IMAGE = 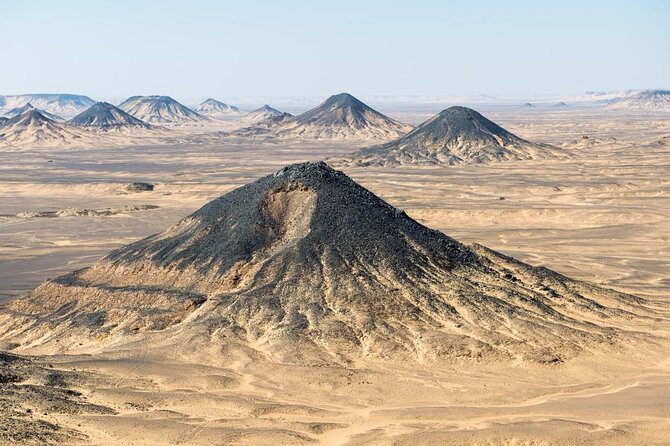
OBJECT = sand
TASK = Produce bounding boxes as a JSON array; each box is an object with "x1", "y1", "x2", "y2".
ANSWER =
[{"x1": 1, "y1": 106, "x2": 669, "y2": 445}]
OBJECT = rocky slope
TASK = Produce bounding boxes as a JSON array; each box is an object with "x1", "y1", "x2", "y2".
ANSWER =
[
  {"x1": 341, "y1": 106, "x2": 564, "y2": 166},
  {"x1": 0, "y1": 162, "x2": 650, "y2": 365},
  {"x1": 119, "y1": 95, "x2": 208, "y2": 124}
]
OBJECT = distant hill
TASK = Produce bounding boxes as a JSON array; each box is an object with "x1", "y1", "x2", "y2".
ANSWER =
[
  {"x1": 607, "y1": 90, "x2": 670, "y2": 110},
  {"x1": 577, "y1": 90, "x2": 644, "y2": 104},
  {"x1": 238, "y1": 93, "x2": 412, "y2": 140},
  {"x1": 0, "y1": 94, "x2": 95, "y2": 117},
  {"x1": 341, "y1": 106, "x2": 564, "y2": 166},
  {"x1": 119, "y1": 95, "x2": 208, "y2": 124},
  {"x1": 69, "y1": 102, "x2": 153, "y2": 132},
  {"x1": 3, "y1": 103, "x2": 65, "y2": 122},
  {"x1": 195, "y1": 99, "x2": 245, "y2": 118},
  {"x1": 242, "y1": 104, "x2": 287, "y2": 123},
  {"x1": 0, "y1": 110, "x2": 88, "y2": 146},
  {"x1": 234, "y1": 111, "x2": 294, "y2": 136},
  {"x1": 568, "y1": 89, "x2": 670, "y2": 107}
]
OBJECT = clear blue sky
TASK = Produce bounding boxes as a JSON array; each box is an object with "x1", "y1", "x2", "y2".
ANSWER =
[{"x1": 1, "y1": 0, "x2": 668, "y2": 99}]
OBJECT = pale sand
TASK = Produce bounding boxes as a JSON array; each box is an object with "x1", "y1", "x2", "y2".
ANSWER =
[{"x1": 1, "y1": 107, "x2": 669, "y2": 445}]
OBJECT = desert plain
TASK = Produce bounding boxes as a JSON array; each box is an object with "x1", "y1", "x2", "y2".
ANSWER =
[{"x1": 1, "y1": 105, "x2": 669, "y2": 445}]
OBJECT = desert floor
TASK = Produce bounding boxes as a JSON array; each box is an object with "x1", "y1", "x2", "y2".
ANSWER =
[{"x1": 1, "y1": 107, "x2": 669, "y2": 445}]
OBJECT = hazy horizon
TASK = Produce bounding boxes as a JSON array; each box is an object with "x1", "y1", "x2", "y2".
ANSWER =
[{"x1": 1, "y1": 0, "x2": 668, "y2": 100}]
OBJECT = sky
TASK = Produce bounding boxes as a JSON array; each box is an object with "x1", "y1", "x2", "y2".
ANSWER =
[{"x1": 1, "y1": 0, "x2": 668, "y2": 101}]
